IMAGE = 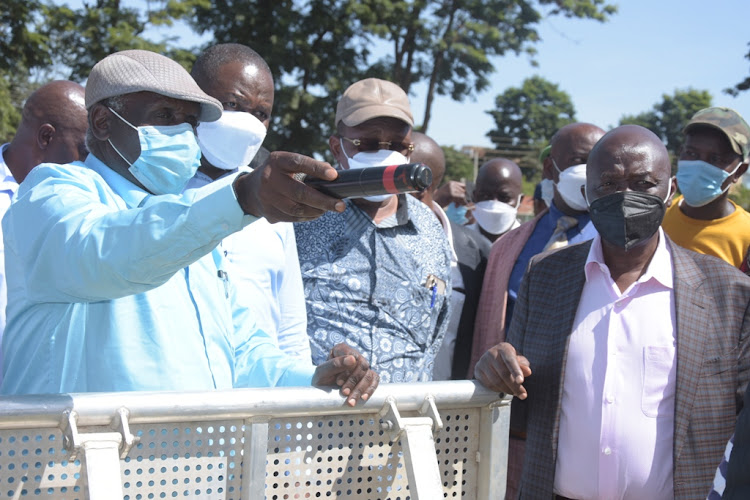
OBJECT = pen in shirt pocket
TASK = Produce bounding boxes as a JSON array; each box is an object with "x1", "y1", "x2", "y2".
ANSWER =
[
  {"x1": 217, "y1": 270, "x2": 229, "y2": 298},
  {"x1": 424, "y1": 274, "x2": 446, "y2": 308}
]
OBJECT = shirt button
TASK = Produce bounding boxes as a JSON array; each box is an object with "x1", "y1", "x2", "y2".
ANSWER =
[
  {"x1": 603, "y1": 447, "x2": 612, "y2": 455},
  {"x1": 606, "y1": 395, "x2": 614, "y2": 403}
]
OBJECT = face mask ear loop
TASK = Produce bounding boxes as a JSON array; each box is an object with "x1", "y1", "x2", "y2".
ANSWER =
[
  {"x1": 108, "y1": 138, "x2": 134, "y2": 167},
  {"x1": 663, "y1": 180, "x2": 672, "y2": 204},
  {"x1": 107, "y1": 107, "x2": 139, "y2": 167},
  {"x1": 721, "y1": 161, "x2": 743, "y2": 194},
  {"x1": 584, "y1": 184, "x2": 591, "y2": 208},
  {"x1": 339, "y1": 137, "x2": 353, "y2": 162},
  {"x1": 552, "y1": 158, "x2": 562, "y2": 177},
  {"x1": 107, "y1": 107, "x2": 138, "y2": 131}
]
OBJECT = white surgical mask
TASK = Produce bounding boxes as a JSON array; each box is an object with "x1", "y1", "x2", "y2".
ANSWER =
[
  {"x1": 540, "y1": 178, "x2": 554, "y2": 207},
  {"x1": 340, "y1": 139, "x2": 409, "y2": 202},
  {"x1": 553, "y1": 160, "x2": 588, "y2": 212},
  {"x1": 472, "y1": 197, "x2": 521, "y2": 235},
  {"x1": 197, "y1": 110, "x2": 267, "y2": 170}
]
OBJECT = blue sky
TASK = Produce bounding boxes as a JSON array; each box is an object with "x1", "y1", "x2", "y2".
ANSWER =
[{"x1": 413, "y1": 0, "x2": 750, "y2": 150}]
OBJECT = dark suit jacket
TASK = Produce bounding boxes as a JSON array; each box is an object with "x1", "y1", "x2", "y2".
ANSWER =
[
  {"x1": 450, "y1": 222, "x2": 491, "y2": 379},
  {"x1": 724, "y1": 382, "x2": 750, "y2": 499},
  {"x1": 507, "y1": 237, "x2": 750, "y2": 499}
]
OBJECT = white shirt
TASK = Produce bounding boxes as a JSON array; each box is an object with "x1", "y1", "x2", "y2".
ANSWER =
[
  {"x1": 431, "y1": 201, "x2": 464, "y2": 380},
  {"x1": 554, "y1": 229, "x2": 676, "y2": 500},
  {"x1": 186, "y1": 169, "x2": 312, "y2": 360},
  {"x1": 0, "y1": 143, "x2": 18, "y2": 386}
]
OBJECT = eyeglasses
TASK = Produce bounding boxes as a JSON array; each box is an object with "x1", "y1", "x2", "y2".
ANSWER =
[{"x1": 340, "y1": 136, "x2": 415, "y2": 155}]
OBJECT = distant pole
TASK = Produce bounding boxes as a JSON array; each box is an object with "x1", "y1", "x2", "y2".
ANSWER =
[{"x1": 473, "y1": 148, "x2": 479, "y2": 181}]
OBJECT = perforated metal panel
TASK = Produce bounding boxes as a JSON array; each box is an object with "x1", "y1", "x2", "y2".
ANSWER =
[
  {"x1": 0, "y1": 428, "x2": 83, "y2": 498},
  {"x1": 122, "y1": 420, "x2": 244, "y2": 499},
  {"x1": 0, "y1": 384, "x2": 508, "y2": 499},
  {"x1": 0, "y1": 420, "x2": 244, "y2": 499},
  {"x1": 264, "y1": 408, "x2": 480, "y2": 500}
]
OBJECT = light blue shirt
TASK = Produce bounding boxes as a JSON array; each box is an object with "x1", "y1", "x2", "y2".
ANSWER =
[
  {"x1": 0, "y1": 143, "x2": 18, "y2": 387},
  {"x1": 1, "y1": 154, "x2": 315, "y2": 395},
  {"x1": 186, "y1": 170, "x2": 311, "y2": 360}
]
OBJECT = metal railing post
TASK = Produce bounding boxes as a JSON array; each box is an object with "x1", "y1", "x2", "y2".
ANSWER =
[
  {"x1": 242, "y1": 418, "x2": 269, "y2": 499},
  {"x1": 476, "y1": 397, "x2": 512, "y2": 499}
]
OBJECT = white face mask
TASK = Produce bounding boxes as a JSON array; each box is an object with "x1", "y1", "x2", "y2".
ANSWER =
[
  {"x1": 340, "y1": 139, "x2": 410, "y2": 202},
  {"x1": 473, "y1": 197, "x2": 520, "y2": 235},
  {"x1": 197, "y1": 110, "x2": 267, "y2": 170},
  {"x1": 553, "y1": 160, "x2": 588, "y2": 212},
  {"x1": 540, "y1": 178, "x2": 554, "y2": 207}
]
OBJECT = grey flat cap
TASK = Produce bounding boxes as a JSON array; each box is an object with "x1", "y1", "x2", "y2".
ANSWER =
[{"x1": 85, "y1": 50, "x2": 222, "y2": 122}]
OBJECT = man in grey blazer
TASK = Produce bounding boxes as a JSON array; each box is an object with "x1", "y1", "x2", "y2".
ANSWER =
[{"x1": 476, "y1": 125, "x2": 750, "y2": 499}]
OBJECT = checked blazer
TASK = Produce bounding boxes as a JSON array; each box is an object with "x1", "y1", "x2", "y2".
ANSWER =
[{"x1": 507, "y1": 236, "x2": 750, "y2": 500}]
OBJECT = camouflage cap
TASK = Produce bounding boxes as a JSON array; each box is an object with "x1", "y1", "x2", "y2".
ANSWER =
[{"x1": 684, "y1": 106, "x2": 750, "y2": 161}]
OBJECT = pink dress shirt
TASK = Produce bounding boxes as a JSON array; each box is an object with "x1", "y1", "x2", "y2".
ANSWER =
[{"x1": 554, "y1": 229, "x2": 676, "y2": 500}]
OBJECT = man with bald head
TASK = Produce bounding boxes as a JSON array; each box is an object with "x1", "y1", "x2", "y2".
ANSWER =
[
  {"x1": 0, "y1": 80, "x2": 87, "y2": 385},
  {"x1": 1, "y1": 50, "x2": 379, "y2": 405},
  {"x1": 470, "y1": 122, "x2": 606, "y2": 376},
  {"x1": 476, "y1": 125, "x2": 750, "y2": 499},
  {"x1": 468, "y1": 123, "x2": 605, "y2": 497},
  {"x1": 410, "y1": 132, "x2": 489, "y2": 380},
  {"x1": 186, "y1": 43, "x2": 311, "y2": 360},
  {"x1": 468, "y1": 158, "x2": 523, "y2": 244}
]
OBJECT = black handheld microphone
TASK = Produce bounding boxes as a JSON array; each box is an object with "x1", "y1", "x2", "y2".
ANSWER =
[{"x1": 301, "y1": 163, "x2": 432, "y2": 199}]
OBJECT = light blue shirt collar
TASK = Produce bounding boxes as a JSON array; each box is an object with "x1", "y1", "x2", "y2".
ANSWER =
[{"x1": 85, "y1": 154, "x2": 149, "y2": 209}]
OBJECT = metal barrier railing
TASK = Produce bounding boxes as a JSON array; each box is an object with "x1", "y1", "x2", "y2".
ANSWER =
[{"x1": 0, "y1": 381, "x2": 510, "y2": 499}]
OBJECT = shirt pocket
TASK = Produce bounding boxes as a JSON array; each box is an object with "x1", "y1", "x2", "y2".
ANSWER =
[
  {"x1": 641, "y1": 345, "x2": 676, "y2": 418},
  {"x1": 374, "y1": 282, "x2": 446, "y2": 348}
]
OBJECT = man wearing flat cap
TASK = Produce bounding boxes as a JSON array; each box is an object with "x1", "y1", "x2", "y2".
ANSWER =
[
  {"x1": 663, "y1": 106, "x2": 750, "y2": 269},
  {"x1": 294, "y1": 78, "x2": 452, "y2": 383},
  {"x1": 1, "y1": 50, "x2": 379, "y2": 405}
]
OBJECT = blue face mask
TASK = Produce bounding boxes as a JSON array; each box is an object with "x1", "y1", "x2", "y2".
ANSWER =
[
  {"x1": 444, "y1": 202, "x2": 469, "y2": 225},
  {"x1": 108, "y1": 107, "x2": 201, "y2": 195},
  {"x1": 676, "y1": 159, "x2": 741, "y2": 207}
]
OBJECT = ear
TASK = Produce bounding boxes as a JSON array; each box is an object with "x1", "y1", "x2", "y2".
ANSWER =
[
  {"x1": 90, "y1": 103, "x2": 112, "y2": 141},
  {"x1": 37, "y1": 124, "x2": 55, "y2": 150},
  {"x1": 329, "y1": 134, "x2": 346, "y2": 168},
  {"x1": 666, "y1": 176, "x2": 677, "y2": 208}
]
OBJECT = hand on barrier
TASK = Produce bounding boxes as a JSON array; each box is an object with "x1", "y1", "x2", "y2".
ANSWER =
[
  {"x1": 474, "y1": 342, "x2": 532, "y2": 399},
  {"x1": 312, "y1": 343, "x2": 380, "y2": 407},
  {"x1": 233, "y1": 151, "x2": 346, "y2": 223}
]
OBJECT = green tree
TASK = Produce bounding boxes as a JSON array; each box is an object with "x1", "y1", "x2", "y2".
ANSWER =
[
  {"x1": 442, "y1": 145, "x2": 475, "y2": 182},
  {"x1": 186, "y1": 0, "x2": 369, "y2": 156},
  {"x1": 725, "y1": 41, "x2": 750, "y2": 97},
  {"x1": 486, "y1": 76, "x2": 576, "y2": 146},
  {"x1": 356, "y1": 0, "x2": 616, "y2": 132},
  {"x1": 1, "y1": 0, "x2": 190, "y2": 141},
  {"x1": 619, "y1": 88, "x2": 712, "y2": 156},
  {"x1": 185, "y1": 0, "x2": 616, "y2": 152},
  {"x1": 41, "y1": 0, "x2": 192, "y2": 80},
  {"x1": 1, "y1": 0, "x2": 50, "y2": 71}
]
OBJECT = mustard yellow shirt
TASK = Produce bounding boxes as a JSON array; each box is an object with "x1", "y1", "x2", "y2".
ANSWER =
[{"x1": 662, "y1": 196, "x2": 750, "y2": 268}]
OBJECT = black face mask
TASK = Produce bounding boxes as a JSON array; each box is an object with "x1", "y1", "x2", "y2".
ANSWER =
[{"x1": 588, "y1": 191, "x2": 666, "y2": 251}]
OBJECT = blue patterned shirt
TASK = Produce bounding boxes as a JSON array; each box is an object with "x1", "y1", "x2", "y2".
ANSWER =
[{"x1": 295, "y1": 195, "x2": 452, "y2": 383}]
